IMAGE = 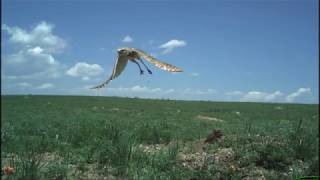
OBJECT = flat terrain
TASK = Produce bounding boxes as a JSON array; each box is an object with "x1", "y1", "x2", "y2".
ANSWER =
[{"x1": 1, "y1": 95, "x2": 319, "y2": 179}]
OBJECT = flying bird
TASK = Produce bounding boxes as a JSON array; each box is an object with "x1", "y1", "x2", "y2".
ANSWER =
[{"x1": 91, "y1": 47, "x2": 183, "y2": 89}]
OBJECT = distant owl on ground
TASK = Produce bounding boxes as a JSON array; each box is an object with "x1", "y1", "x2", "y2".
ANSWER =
[
  {"x1": 91, "y1": 47, "x2": 183, "y2": 89},
  {"x1": 204, "y1": 129, "x2": 224, "y2": 144}
]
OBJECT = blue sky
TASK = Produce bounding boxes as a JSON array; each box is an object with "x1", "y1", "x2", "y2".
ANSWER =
[{"x1": 2, "y1": 0, "x2": 318, "y2": 104}]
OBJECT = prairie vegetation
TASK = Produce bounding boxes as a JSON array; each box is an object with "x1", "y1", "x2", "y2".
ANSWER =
[{"x1": 1, "y1": 95, "x2": 319, "y2": 179}]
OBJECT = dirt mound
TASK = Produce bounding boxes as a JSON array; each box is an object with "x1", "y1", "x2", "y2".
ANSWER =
[{"x1": 177, "y1": 148, "x2": 235, "y2": 170}]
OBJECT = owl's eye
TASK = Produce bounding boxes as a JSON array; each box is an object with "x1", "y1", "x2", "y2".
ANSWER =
[
  {"x1": 128, "y1": 51, "x2": 135, "y2": 56},
  {"x1": 117, "y1": 49, "x2": 125, "y2": 53}
]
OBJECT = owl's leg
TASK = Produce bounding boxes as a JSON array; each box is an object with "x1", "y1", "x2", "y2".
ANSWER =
[
  {"x1": 138, "y1": 58, "x2": 152, "y2": 74},
  {"x1": 131, "y1": 59, "x2": 144, "y2": 75}
]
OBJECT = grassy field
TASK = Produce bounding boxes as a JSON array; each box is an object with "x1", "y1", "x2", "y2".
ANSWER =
[{"x1": 1, "y1": 95, "x2": 319, "y2": 179}]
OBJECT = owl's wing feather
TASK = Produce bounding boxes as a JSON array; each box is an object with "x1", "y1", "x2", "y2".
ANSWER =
[
  {"x1": 90, "y1": 76, "x2": 112, "y2": 89},
  {"x1": 111, "y1": 54, "x2": 128, "y2": 79},
  {"x1": 91, "y1": 54, "x2": 128, "y2": 89},
  {"x1": 133, "y1": 48, "x2": 183, "y2": 72}
]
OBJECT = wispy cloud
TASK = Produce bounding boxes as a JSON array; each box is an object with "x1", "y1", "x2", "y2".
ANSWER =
[
  {"x1": 182, "y1": 88, "x2": 216, "y2": 95},
  {"x1": 240, "y1": 90, "x2": 283, "y2": 102},
  {"x1": 18, "y1": 82, "x2": 32, "y2": 87},
  {"x1": 226, "y1": 91, "x2": 244, "y2": 96},
  {"x1": 102, "y1": 86, "x2": 168, "y2": 95},
  {"x1": 37, "y1": 83, "x2": 54, "y2": 89},
  {"x1": 122, "y1": 35, "x2": 133, "y2": 43},
  {"x1": 105, "y1": 86, "x2": 215, "y2": 96},
  {"x1": 76, "y1": 85, "x2": 215, "y2": 99},
  {"x1": 159, "y1": 39, "x2": 187, "y2": 54},
  {"x1": 286, "y1": 88, "x2": 311, "y2": 102},
  {"x1": 190, "y1": 72, "x2": 199, "y2": 77},
  {"x1": 66, "y1": 62, "x2": 104, "y2": 80}
]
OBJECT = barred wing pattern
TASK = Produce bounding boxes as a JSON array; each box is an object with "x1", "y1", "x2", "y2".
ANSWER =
[
  {"x1": 91, "y1": 55, "x2": 128, "y2": 89},
  {"x1": 134, "y1": 48, "x2": 183, "y2": 72}
]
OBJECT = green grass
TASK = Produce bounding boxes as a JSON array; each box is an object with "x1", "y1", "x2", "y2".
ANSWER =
[{"x1": 1, "y1": 95, "x2": 319, "y2": 179}]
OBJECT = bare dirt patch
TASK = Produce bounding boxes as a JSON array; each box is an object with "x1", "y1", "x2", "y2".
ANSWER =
[
  {"x1": 109, "y1": 107, "x2": 120, "y2": 111},
  {"x1": 138, "y1": 144, "x2": 166, "y2": 153},
  {"x1": 194, "y1": 115, "x2": 224, "y2": 122}
]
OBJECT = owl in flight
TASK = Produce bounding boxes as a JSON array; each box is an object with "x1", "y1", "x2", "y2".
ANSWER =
[{"x1": 91, "y1": 47, "x2": 183, "y2": 89}]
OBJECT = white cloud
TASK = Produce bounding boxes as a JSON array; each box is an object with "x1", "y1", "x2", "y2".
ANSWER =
[
  {"x1": 2, "y1": 24, "x2": 31, "y2": 44},
  {"x1": 37, "y1": 83, "x2": 54, "y2": 89},
  {"x1": 106, "y1": 85, "x2": 164, "y2": 94},
  {"x1": 2, "y1": 22, "x2": 67, "y2": 80},
  {"x1": 91, "y1": 85, "x2": 214, "y2": 96},
  {"x1": 190, "y1": 72, "x2": 199, "y2": 77},
  {"x1": 109, "y1": 86, "x2": 215, "y2": 96},
  {"x1": 18, "y1": 82, "x2": 32, "y2": 87},
  {"x1": 3, "y1": 47, "x2": 63, "y2": 79},
  {"x1": 66, "y1": 62, "x2": 104, "y2": 80},
  {"x1": 61, "y1": 85, "x2": 218, "y2": 100},
  {"x1": 164, "y1": 89, "x2": 175, "y2": 94},
  {"x1": 28, "y1": 46, "x2": 43, "y2": 54},
  {"x1": 2, "y1": 22, "x2": 66, "y2": 53},
  {"x1": 286, "y1": 88, "x2": 311, "y2": 102},
  {"x1": 131, "y1": 85, "x2": 161, "y2": 93},
  {"x1": 122, "y1": 35, "x2": 133, "y2": 43},
  {"x1": 241, "y1": 90, "x2": 283, "y2": 102},
  {"x1": 265, "y1": 91, "x2": 283, "y2": 101},
  {"x1": 241, "y1": 91, "x2": 266, "y2": 102},
  {"x1": 182, "y1": 88, "x2": 216, "y2": 95},
  {"x1": 159, "y1": 39, "x2": 187, "y2": 54},
  {"x1": 226, "y1": 91, "x2": 244, "y2": 96},
  {"x1": 82, "y1": 76, "x2": 90, "y2": 81}
]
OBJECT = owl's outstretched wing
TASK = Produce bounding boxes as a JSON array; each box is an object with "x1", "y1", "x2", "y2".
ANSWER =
[
  {"x1": 91, "y1": 54, "x2": 128, "y2": 89},
  {"x1": 133, "y1": 48, "x2": 183, "y2": 72}
]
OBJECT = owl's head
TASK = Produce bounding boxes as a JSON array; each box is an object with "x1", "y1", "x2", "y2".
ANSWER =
[
  {"x1": 117, "y1": 47, "x2": 130, "y2": 55},
  {"x1": 117, "y1": 47, "x2": 139, "y2": 59}
]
